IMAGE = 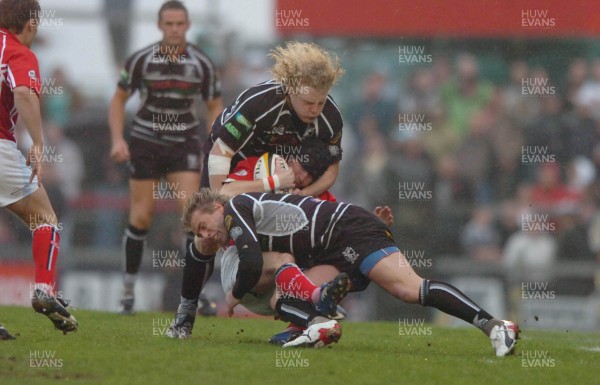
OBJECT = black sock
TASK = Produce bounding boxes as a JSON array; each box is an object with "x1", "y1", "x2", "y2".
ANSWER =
[
  {"x1": 275, "y1": 297, "x2": 321, "y2": 328},
  {"x1": 180, "y1": 239, "x2": 215, "y2": 301},
  {"x1": 419, "y1": 279, "x2": 499, "y2": 335},
  {"x1": 124, "y1": 224, "x2": 147, "y2": 274}
]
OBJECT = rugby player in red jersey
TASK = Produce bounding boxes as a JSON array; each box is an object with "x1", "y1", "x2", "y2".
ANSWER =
[
  {"x1": 0, "y1": 0, "x2": 77, "y2": 336},
  {"x1": 108, "y1": 0, "x2": 222, "y2": 314}
]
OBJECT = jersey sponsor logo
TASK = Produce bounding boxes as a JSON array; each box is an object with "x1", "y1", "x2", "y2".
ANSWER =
[
  {"x1": 225, "y1": 123, "x2": 241, "y2": 139},
  {"x1": 229, "y1": 226, "x2": 243, "y2": 241},
  {"x1": 224, "y1": 215, "x2": 233, "y2": 231},
  {"x1": 235, "y1": 113, "x2": 253, "y2": 130},
  {"x1": 234, "y1": 169, "x2": 248, "y2": 177},
  {"x1": 28, "y1": 70, "x2": 36, "y2": 80},
  {"x1": 342, "y1": 247, "x2": 359, "y2": 264},
  {"x1": 272, "y1": 125, "x2": 285, "y2": 135}
]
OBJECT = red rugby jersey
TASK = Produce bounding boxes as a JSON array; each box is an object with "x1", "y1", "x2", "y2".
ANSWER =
[
  {"x1": 0, "y1": 28, "x2": 41, "y2": 143},
  {"x1": 224, "y1": 156, "x2": 336, "y2": 202}
]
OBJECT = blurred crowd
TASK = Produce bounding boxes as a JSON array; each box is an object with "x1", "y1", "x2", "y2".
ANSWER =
[
  {"x1": 338, "y1": 53, "x2": 600, "y2": 282},
  {"x1": 1, "y1": 46, "x2": 599, "y2": 280}
]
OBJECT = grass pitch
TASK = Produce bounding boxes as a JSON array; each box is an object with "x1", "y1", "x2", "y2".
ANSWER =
[{"x1": 0, "y1": 306, "x2": 598, "y2": 385}]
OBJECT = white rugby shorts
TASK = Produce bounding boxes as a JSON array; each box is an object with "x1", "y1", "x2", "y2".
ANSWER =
[
  {"x1": 220, "y1": 245, "x2": 276, "y2": 316},
  {"x1": 0, "y1": 139, "x2": 39, "y2": 207}
]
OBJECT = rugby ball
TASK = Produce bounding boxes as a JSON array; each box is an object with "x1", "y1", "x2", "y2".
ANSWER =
[{"x1": 254, "y1": 153, "x2": 291, "y2": 194}]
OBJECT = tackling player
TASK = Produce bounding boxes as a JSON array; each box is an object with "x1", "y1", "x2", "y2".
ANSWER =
[
  {"x1": 0, "y1": 0, "x2": 77, "y2": 335},
  {"x1": 176, "y1": 41, "x2": 346, "y2": 325},
  {"x1": 181, "y1": 189, "x2": 519, "y2": 355},
  {"x1": 108, "y1": 0, "x2": 223, "y2": 314}
]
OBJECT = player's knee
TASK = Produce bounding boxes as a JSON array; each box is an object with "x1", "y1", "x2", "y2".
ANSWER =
[{"x1": 129, "y1": 213, "x2": 153, "y2": 229}]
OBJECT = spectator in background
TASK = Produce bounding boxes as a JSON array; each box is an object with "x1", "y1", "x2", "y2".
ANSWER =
[
  {"x1": 563, "y1": 58, "x2": 588, "y2": 110},
  {"x1": 531, "y1": 162, "x2": 581, "y2": 222},
  {"x1": 370, "y1": 131, "x2": 434, "y2": 253},
  {"x1": 502, "y1": 211, "x2": 558, "y2": 281},
  {"x1": 502, "y1": 60, "x2": 541, "y2": 129},
  {"x1": 456, "y1": 110, "x2": 495, "y2": 203},
  {"x1": 349, "y1": 70, "x2": 396, "y2": 146},
  {"x1": 440, "y1": 53, "x2": 493, "y2": 141},
  {"x1": 432, "y1": 153, "x2": 474, "y2": 256},
  {"x1": 461, "y1": 205, "x2": 502, "y2": 262},
  {"x1": 575, "y1": 58, "x2": 600, "y2": 121},
  {"x1": 41, "y1": 68, "x2": 82, "y2": 127}
]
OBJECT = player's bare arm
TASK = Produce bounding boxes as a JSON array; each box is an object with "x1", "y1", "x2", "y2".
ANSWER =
[
  {"x1": 108, "y1": 87, "x2": 131, "y2": 163},
  {"x1": 13, "y1": 85, "x2": 43, "y2": 183}
]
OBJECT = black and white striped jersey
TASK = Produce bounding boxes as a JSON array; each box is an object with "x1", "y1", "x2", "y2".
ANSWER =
[
  {"x1": 206, "y1": 80, "x2": 343, "y2": 168},
  {"x1": 224, "y1": 192, "x2": 351, "y2": 298},
  {"x1": 118, "y1": 42, "x2": 220, "y2": 145}
]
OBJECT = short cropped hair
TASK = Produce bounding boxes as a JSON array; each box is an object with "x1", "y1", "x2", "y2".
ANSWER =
[
  {"x1": 158, "y1": 0, "x2": 188, "y2": 21},
  {"x1": 182, "y1": 188, "x2": 230, "y2": 231},
  {"x1": 0, "y1": 0, "x2": 40, "y2": 34},
  {"x1": 270, "y1": 41, "x2": 344, "y2": 93}
]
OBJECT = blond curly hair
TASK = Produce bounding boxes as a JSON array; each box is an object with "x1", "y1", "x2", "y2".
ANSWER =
[{"x1": 269, "y1": 41, "x2": 344, "y2": 93}]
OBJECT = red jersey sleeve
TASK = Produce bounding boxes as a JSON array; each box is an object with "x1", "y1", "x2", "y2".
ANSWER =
[
  {"x1": 7, "y1": 50, "x2": 41, "y2": 95},
  {"x1": 223, "y1": 157, "x2": 259, "y2": 183}
]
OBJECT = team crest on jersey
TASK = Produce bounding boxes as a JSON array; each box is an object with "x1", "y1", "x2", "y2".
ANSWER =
[
  {"x1": 224, "y1": 215, "x2": 233, "y2": 231},
  {"x1": 342, "y1": 247, "x2": 359, "y2": 264},
  {"x1": 234, "y1": 169, "x2": 248, "y2": 177},
  {"x1": 272, "y1": 125, "x2": 285, "y2": 135}
]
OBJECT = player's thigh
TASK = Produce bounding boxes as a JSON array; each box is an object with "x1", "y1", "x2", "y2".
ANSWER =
[
  {"x1": 304, "y1": 265, "x2": 339, "y2": 286},
  {"x1": 5, "y1": 186, "x2": 57, "y2": 227},
  {"x1": 165, "y1": 171, "x2": 200, "y2": 213},
  {"x1": 128, "y1": 179, "x2": 157, "y2": 229},
  {"x1": 368, "y1": 251, "x2": 423, "y2": 303},
  {"x1": 253, "y1": 251, "x2": 295, "y2": 292}
]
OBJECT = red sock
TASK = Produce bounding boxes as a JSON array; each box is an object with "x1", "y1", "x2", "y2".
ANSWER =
[
  {"x1": 275, "y1": 264, "x2": 318, "y2": 303},
  {"x1": 32, "y1": 225, "x2": 60, "y2": 289}
]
